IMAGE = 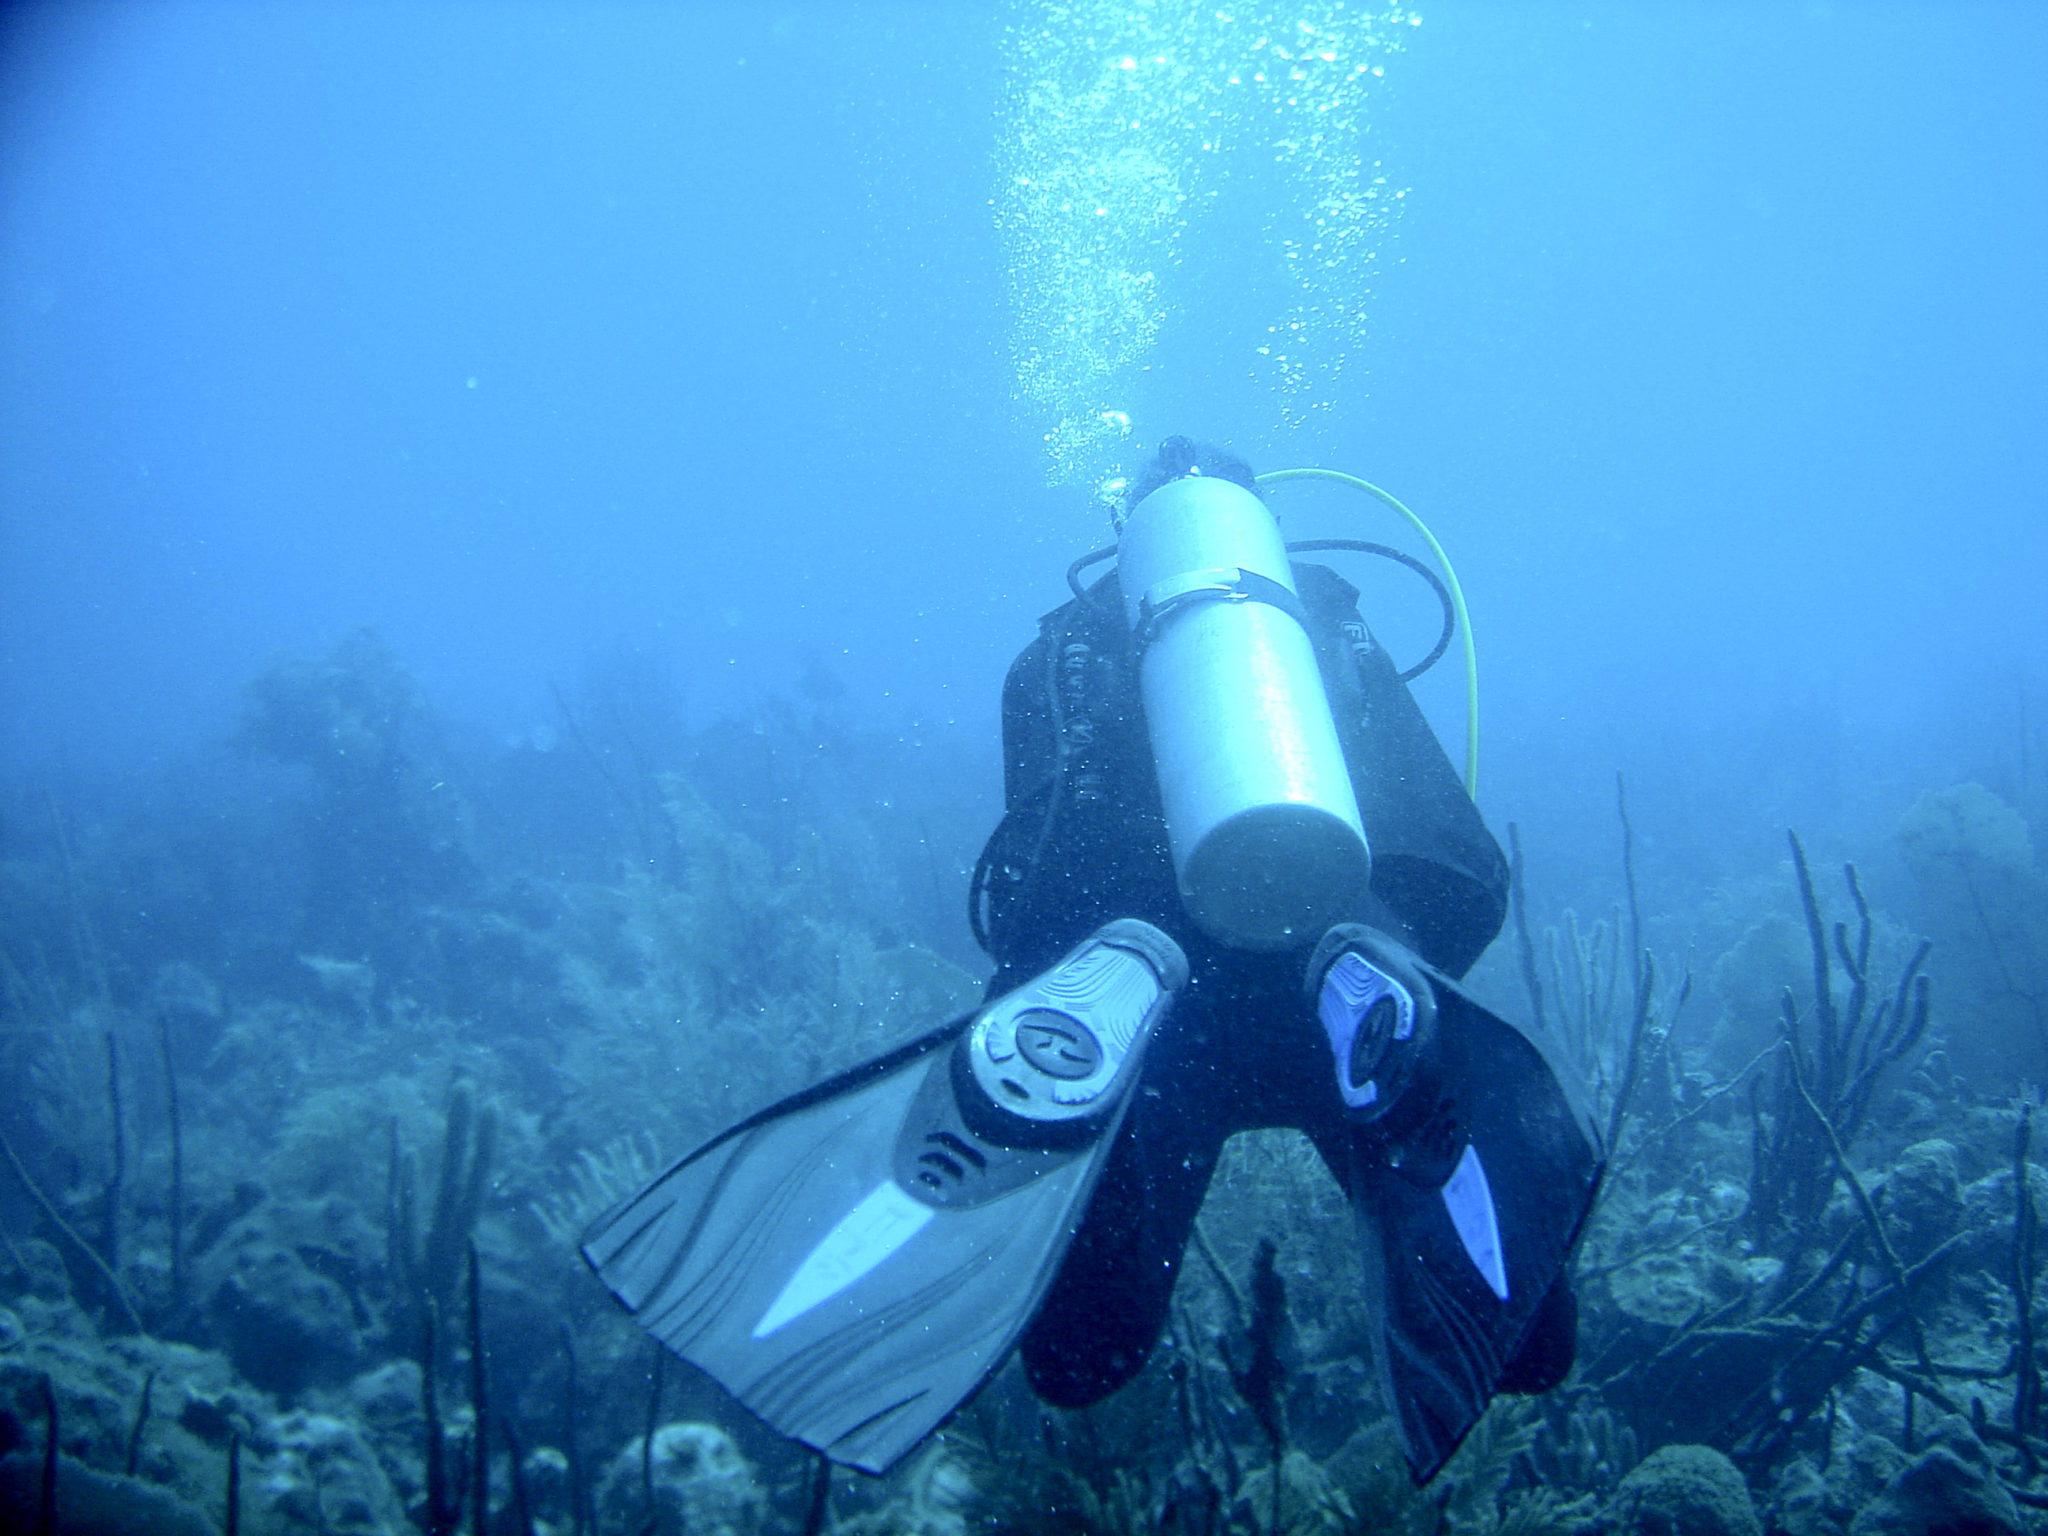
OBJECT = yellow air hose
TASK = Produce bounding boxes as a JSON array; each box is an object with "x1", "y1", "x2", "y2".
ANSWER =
[{"x1": 1257, "y1": 467, "x2": 1481, "y2": 800}]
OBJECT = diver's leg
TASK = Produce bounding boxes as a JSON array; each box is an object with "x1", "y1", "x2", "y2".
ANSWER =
[{"x1": 1018, "y1": 993, "x2": 1233, "y2": 1406}]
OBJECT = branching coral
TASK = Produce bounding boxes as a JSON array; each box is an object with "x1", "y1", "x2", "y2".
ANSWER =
[
  {"x1": 1747, "y1": 832, "x2": 1931, "y2": 1250},
  {"x1": 531, "y1": 1133, "x2": 662, "y2": 1249}
]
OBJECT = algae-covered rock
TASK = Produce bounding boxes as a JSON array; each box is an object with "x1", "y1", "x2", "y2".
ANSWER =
[
  {"x1": 1765, "y1": 1454, "x2": 1834, "y2": 1536},
  {"x1": 339, "y1": 1357, "x2": 421, "y2": 1438},
  {"x1": 1846, "y1": 1442, "x2": 2023, "y2": 1536},
  {"x1": 1883, "y1": 1138, "x2": 1965, "y2": 1257},
  {"x1": 262, "y1": 1408, "x2": 409, "y2": 1535},
  {"x1": 14, "y1": 1237, "x2": 73, "y2": 1302},
  {"x1": 205, "y1": 1232, "x2": 364, "y2": 1397},
  {"x1": 595, "y1": 1420, "x2": 765, "y2": 1536},
  {"x1": 0, "y1": 1450, "x2": 220, "y2": 1536},
  {"x1": 892, "y1": 1444, "x2": 979, "y2": 1536},
  {"x1": 1610, "y1": 1249, "x2": 1714, "y2": 1329},
  {"x1": 1606, "y1": 1233, "x2": 1765, "y2": 1331},
  {"x1": 3, "y1": 1322, "x2": 413, "y2": 1536},
  {"x1": 520, "y1": 1443, "x2": 575, "y2": 1533},
  {"x1": 1599, "y1": 1444, "x2": 1761, "y2": 1536}
]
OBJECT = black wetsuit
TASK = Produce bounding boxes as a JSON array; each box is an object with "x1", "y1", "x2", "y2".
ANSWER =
[{"x1": 970, "y1": 560, "x2": 1514, "y2": 1406}]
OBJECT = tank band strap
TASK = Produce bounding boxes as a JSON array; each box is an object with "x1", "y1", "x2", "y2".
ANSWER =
[{"x1": 1132, "y1": 566, "x2": 1309, "y2": 653}]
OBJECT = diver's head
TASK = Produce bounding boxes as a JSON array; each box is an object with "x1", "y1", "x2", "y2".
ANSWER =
[{"x1": 1121, "y1": 436, "x2": 1258, "y2": 523}]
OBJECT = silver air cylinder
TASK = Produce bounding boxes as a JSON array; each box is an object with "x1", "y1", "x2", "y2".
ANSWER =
[{"x1": 1119, "y1": 475, "x2": 1371, "y2": 951}]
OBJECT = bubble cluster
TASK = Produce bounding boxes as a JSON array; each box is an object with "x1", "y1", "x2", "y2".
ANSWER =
[{"x1": 997, "y1": 3, "x2": 1416, "y2": 488}]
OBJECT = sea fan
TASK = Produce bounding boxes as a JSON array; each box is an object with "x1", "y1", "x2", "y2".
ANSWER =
[{"x1": 530, "y1": 1131, "x2": 663, "y2": 1249}]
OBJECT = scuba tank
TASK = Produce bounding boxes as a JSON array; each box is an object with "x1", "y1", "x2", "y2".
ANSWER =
[{"x1": 1118, "y1": 474, "x2": 1372, "y2": 951}]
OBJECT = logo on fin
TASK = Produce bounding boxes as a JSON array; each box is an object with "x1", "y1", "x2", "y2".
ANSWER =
[
  {"x1": 753, "y1": 1180, "x2": 935, "y2": 1339},
  {"x1": 1440, "y1": 1143, "x2": 1508, "y2": 1302}
]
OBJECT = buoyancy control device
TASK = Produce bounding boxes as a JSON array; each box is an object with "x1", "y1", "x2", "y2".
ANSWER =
[{"x1": 1116, "y1": 473, "x2": 1372, "y2": 950}]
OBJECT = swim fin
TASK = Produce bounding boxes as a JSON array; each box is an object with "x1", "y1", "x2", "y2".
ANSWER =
[
  {"x1": 1310, "y1": 926, "x2": 1604, "y2": 1483},
  {"x1": 581, "y1": 919, "x2": 1188, "y2": 1473}
]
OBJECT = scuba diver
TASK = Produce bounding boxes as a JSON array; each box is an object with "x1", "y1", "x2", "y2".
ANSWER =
[{"x1": 584, "y1": 437, "x2": 1602, "y2": 1484}]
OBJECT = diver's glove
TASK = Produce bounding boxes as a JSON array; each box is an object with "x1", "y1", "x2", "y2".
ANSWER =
[{"x1": 1308, "y1": 925, "x2": 1604, "y2": 1483}]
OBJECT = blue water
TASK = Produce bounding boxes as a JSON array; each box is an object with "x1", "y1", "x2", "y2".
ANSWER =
[{"x1": 6, "y1": 3, "x2": 2042, "y2": 848}]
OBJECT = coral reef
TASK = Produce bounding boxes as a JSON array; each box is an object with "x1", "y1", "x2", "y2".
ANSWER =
[{"x1": 4, "y1": 636, "x2": 2045, "y2": 1533}]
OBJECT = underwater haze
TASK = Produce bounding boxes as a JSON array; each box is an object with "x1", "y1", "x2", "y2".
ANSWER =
[{"x1": 2, "y1": 3, "x2": 2047, "y2": 1534}]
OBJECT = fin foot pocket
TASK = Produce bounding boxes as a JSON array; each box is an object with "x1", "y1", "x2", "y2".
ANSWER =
[
  {"x1": 962, "y1": 917, "x2": 1187, "y2": 1135},
  {"x1": 1309, "y1": 924, "x2": 1438, "y2": 1123}
]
